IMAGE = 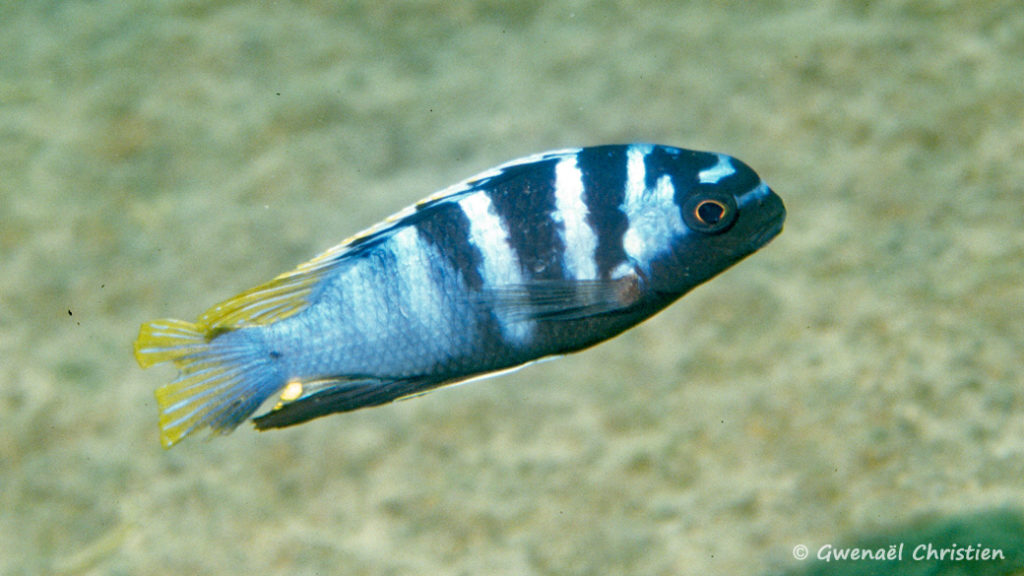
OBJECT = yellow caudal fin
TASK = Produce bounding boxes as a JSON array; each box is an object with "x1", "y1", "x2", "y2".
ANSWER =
[
  {"x1": 134, "y1": 319, "x2": 209, "y2": 368},
  {"x1": 134, "y1": 319, "x2": 283, "y2": 448}
]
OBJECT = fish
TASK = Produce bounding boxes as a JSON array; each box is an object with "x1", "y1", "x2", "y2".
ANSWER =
[{"x1": 134, "y1": 144, "x2": 785, "y2": 448}]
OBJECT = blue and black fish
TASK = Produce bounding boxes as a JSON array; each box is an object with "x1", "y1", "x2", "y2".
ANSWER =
[{"x1": 135, "y1": 144, "x2": 785, "y2": 448}]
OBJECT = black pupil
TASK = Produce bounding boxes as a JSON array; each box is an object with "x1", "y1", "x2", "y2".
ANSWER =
[{"x1": 697, "y1": 200, "x2": 725, "y2": 225}]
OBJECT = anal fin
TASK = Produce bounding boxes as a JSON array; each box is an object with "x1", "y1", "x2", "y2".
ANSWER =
[{"x1": 252, "y1": 377, "x2": 443, "y2": 430}]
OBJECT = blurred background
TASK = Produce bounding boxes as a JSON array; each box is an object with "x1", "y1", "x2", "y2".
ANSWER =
[{"x1": 2, "y1": 1, "x2": 1022, "y2": 574}]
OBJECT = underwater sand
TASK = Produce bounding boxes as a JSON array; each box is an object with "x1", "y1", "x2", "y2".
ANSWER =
[{"x1": 2, "y1": 2, "x2": 1023, "y2": 575}]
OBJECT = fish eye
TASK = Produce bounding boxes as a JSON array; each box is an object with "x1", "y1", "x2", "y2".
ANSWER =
[
  {"x1": 682, "y1": 193, "x2": 738, "y2": 234},
  {"x1": 696, "y1": 200, "x2": 726, "y2": 224}
]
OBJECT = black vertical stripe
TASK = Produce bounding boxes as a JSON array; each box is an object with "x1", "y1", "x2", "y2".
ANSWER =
[
  {"x1": 482, "y1": 158, "x2": 566, "y2": 281},
  {"x1": 410, "y1": 201, "x2": 485, "y2": 292},
  {"x1": 411, "y1": 198, "x2": 530, "y2": 375},
  {"x1": 576, "y1": 145, "x2": 631, "y2": 278}
]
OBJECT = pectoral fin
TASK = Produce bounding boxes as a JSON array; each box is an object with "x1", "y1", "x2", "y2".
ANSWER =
[{"x1": 477, "y1": 270, "x2": 646, "y2": 322}]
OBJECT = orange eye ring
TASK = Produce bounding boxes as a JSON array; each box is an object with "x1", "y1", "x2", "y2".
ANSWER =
[
  {"x1": 682, "y1": 193, "x2": 738, "y2": 234},
  {"x1": 695, "y1": 199, "x2": 728, "y2": 225}
]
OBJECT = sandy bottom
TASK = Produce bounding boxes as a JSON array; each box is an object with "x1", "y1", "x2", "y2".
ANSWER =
[{"x1": 2, "y1": 2, "x2": 1023, "y2": 575}]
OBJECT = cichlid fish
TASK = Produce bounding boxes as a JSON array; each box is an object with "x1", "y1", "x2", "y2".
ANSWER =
[{"x1": 135, "y1": 144, "x2": 785, "y2": 448}]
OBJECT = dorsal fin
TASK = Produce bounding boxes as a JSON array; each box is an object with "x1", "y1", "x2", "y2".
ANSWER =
[{"x1": 196, "y1": 241, "x2": 355, "y2": 330}]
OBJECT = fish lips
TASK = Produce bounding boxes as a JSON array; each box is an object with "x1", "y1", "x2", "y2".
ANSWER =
[{"x1": 734, "y1": 184, "x2": 786, "y2": 252}]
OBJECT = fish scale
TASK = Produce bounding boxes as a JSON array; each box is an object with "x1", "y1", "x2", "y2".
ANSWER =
[{"x1": 134, "y1": 143, "x2": 785, "y2": 448}]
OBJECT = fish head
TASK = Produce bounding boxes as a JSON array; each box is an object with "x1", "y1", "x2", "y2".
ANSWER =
[{"x1": 637, "y1": 149, "x2": 786, "y2": 297}]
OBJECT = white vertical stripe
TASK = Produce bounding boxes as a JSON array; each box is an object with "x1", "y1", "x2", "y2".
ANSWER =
[
  {"x1": 553, "y1": 155, "x2": 597, "y2": 280},
  {"x1": 621, "y1": 146, "x2": 687, "y2": 266},
  {"x1": 625, "y1": 144, "x2": 652, "y2": 203},
  {"x1": 391, "y1": 226, "x2": 447, "y2": 333},
  {"x1": 459, "y1": 192, "x2": 533, "y2": 346}
]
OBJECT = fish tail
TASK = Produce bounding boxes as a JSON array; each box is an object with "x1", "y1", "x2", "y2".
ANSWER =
[{"x1": 134, "y1": 319, "x2": 283, "y2": 448}]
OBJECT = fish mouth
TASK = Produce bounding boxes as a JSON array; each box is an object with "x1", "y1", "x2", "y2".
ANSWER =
[
  {"x1": 737, "y1": 182, "x2": 786, "y2": 250},
  {"x1": 756, "y1": 202, "x2": 786, "y2": 245}
]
